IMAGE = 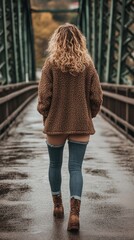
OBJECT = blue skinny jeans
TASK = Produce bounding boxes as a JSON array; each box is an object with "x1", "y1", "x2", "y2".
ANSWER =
[{"x1": 46, "y1": 140, "x2": 88, "y2": 200}]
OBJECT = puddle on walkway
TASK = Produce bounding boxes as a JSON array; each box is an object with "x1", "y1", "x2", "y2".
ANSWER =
[{"x1": 0, "y1": 98, "x2": 134, "y2": 240}]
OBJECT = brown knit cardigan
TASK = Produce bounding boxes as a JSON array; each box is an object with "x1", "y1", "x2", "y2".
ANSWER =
[{"x1": 37, "y1": 59, "x2": 103, "y2": 135}]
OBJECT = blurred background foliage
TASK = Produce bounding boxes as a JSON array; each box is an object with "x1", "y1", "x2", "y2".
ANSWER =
[{"x1": 30, "y1": 0, "x2": 79, "y2": 68}]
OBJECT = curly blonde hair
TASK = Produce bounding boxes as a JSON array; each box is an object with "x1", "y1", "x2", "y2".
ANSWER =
[{"x1": 47, "y1": 23, "x2": 93, "y2": 75}]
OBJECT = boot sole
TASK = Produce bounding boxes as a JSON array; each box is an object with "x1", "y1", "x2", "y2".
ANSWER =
[
  {"x1": 53, "y1": 212, "x2": 64, "y2": 218},
  {"x1": 67, "y1": 225, "x2": 79, "y2": 231}
]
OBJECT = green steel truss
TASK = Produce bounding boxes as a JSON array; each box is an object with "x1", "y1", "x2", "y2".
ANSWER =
[
  {"x1": 0, "y1": 0, "x2": 35, "y2": 85},
  {"x1": 79, "y1": 0, "x2": 134, "y2": 84},
  {"x1": 0, "y1": 0, "x2": 133, "y2": 85}
]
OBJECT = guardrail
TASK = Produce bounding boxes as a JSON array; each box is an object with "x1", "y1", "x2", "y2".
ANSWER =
[
  {"x1": 1, "y1": 82, "x2": 134, "y2": 142},
  {"x1": 0, "y1": 82, "x2": 38, "y2": 139},
  {"x1": 101, "y1": 83, "x2": 134, "y2": 142}
]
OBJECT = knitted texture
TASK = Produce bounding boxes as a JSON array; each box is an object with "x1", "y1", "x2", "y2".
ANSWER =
[{"x1": 37, "y1": 59, "x2": 103, "y2": 135}]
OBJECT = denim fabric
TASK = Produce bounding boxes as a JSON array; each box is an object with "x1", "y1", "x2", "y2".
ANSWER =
[
  {"x1": 46, "y1": 140, "x2": 88, "y2": 199},
  {"x1": 46, "y1": 141, "x2": 65, "y2": 195},
  {"x1": 68, "y1": 140, "x2": 88, "y2": 199}
]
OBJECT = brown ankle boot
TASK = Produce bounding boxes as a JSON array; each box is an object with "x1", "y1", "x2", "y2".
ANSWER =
[
  {"x1": 52, "y1": 194, "x2": 64, "y2": 218},
  {"x1": 67, "y1": 197, "x2": 81, "y2": 231}
]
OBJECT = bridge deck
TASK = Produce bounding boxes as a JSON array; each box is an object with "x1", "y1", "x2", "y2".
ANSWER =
[{"x1": 0, "y1": 97, "x2": 134, "y2": 240}]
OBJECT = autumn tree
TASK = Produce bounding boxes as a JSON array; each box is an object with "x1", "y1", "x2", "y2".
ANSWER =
[
  {"x1": 32, "y1": 12, "x2": 59, "y2": 67},
  {"x1": 31, "y1": 0, "x2": 78, "y2": 67}
]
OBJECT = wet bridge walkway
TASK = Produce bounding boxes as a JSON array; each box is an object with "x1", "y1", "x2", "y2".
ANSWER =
[{"x1": 0, "y1": 97, "x2": 134, "y2": 240}]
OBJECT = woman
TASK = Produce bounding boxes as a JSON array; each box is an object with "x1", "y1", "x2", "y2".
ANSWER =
[{"x1": 37, "y1": 23, "x2": 103, "y2": 231}]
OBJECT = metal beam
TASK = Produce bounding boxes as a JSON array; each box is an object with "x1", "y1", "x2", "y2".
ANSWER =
[
  {"x1": 0, "y1": 0, "x2": 35, "y2": 85},
  {"x1": 10, "y1": 0, "x2": 19, "y2": 83},
  {"x1": 31, "y1": 8, "x2": 79, "y2": 13},
  {"x1": 1, "y1": 0, "x2": 8, "y2": 84},
  {"x1": 18, "y1": 0, "x2": 25, "y2": 82},
  {"x1": 117, "y1": 0, "x2": 126, "y2": 84}
]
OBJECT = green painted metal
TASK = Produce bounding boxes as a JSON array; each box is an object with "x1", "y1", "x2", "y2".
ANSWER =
[
  {"x1": 1, "y1": 0, "x2": 8, "y2": 84},
  {"x1": 105, "y1": 0, "x2": 115, "y2": 83},
  {"x1": 92, "y1": 0, "x2": 96, "y2": 64},
  {"x1": 88, "y1": 1, "x2": 93, "y2": 56},
  {"x1": 0, "y1": 0, "x2": 133, "y2": 85},
  {"x1": 99, "y1": 0, "x2": 110, "y2": 83},
  {"x1": 85, "y1": 0, "x2": 89, "y2": 50},
  {"x1": 18, "y1": 0, "x2": 25, "y2": 82},
  {"x1": 118, "y1": 0, "x2": 134, "y2": 84},
  {"x1": 92, "y1": 0, "x2": 100, "y2": 69},
  {"x1": 23, "y1": 11, "x2": 29, "y2": 82},
  {"x1": 82, "y1": 5, "x2": 86, "y2": 37},
  {"x1": 79, "y1": 0, "x2": 134, "y2": 85},
  {"x1": 117, "y1": 0, "x2": 126, "y2": 84},
  {"x1": 0, "y1": 0, "x2": 35, "y2": 85},
  {"x1": 98, "y1": 0, "x2": 104, "y2": 77},
  {"x1": 27, "y1": 0, "x2": 35, "y2": 81},
  {"x1": 31, "y1": 8, "x2": 79, "y2": 13},
  {"x1": 10, "y1": 0, "x2": 19, "y2": 83}
]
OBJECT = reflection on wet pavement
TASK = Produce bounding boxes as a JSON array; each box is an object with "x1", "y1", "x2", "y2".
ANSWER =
[{"x1": 0, "y1": 97, "x2": 134, "y2": 240}]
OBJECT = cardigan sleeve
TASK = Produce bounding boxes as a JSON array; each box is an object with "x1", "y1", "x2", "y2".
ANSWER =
[
  {"x1": 90, "y1": 68, "x2": 103, "y2": 118},
  {"x1": 37, "y1": 61, "x2": 53, "y2": 121}
]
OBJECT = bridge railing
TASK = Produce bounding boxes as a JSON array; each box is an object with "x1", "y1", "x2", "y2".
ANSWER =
[
  {"x1": 101, "y1": 84, "x2": 134, "y2": 142},
  {"x1": 0, "y1": 82, "x2": 38, "y2": 139}
]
